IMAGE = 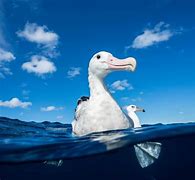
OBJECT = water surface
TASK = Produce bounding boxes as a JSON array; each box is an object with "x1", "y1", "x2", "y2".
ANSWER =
[{"x1": 0, "y1": 117, "x2": 195, "y2": 179}]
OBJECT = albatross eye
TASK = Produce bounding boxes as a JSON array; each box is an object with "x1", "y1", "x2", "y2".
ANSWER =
[{"x1": 96, "y1": 55, "x2": 101, "y2": 59}]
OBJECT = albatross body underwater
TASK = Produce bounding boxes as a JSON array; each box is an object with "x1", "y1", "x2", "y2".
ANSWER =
[
  {"x1": 72, "y1": 51, "x2": 161, "y2": 168},
  {"x1": 126, "y1": 105, "x2": 162, "y2": 168}
]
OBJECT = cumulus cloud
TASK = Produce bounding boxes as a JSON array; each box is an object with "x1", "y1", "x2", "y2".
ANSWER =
[
  {"x1": 110, "y1": 80, "x2": 133, "y2": 93},
  {"x1": 131, "y1": 22, "x2": 174, "y2": 49},
  {"x1": 17, "y1": 22, "x2": 58, "y2": 46},
  {"x1": 22, "y1": 55, "x2": 56, "y2": 76},
  {"x1": 17, "y1": 22, "x2": 59, "y2": 58},
  {"x1": 0, "y1": 48, "x2": 15, "y2": 62},
  {"x1": 41, "y1": 106, "x2": 64, "y2": 112},
  {"x1": 0, "y1": 97, "x2": 32, "y2": 108},
  {"x1": 67, "y1": 67, "x2": 81, "y2": 78}
]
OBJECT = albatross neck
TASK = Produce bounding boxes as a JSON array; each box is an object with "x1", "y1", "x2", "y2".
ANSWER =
[{"x1": 88, "y1": 72, "x2": 112, "y2": 99}]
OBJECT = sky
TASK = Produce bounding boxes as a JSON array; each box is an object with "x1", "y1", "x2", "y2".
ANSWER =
[{"x1": 0, "y1": 0, "x2": 195, "y2": 124}]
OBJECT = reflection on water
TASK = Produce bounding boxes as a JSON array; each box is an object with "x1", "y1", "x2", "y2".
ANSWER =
[{"x1": 91, "y1": 132, "x2": 129, "y2": 150}]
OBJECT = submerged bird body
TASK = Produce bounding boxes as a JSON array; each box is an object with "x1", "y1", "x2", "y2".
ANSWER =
[
  {"x1": 126, "y1": 104, "x2": 162, "y2": 168},
  {"x1": 72, "y1": 51, "x2": 136, "y2": 136}
]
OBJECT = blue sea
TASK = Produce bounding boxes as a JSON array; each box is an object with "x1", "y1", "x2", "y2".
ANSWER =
[{"x1": 0, "y1": 116, "x2": 195, "y2": 179}]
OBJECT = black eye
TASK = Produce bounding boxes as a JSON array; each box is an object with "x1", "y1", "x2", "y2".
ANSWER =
[{"x1": 96, "y1": 55, "x2": 101, "y2": 59}]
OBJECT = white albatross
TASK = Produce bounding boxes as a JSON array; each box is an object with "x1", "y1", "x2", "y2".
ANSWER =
[
  {"x1": 72, "y1": 51, "x2": 136, "y2": 136},
  {"x1": 126, "y1": 104, "x2": 162, "y2": 168},
  {"x1": 72, "y1": 51, "x2": 161, "y2": 167},
  {"x1": 72, "y1": 51, "x2": 161, "y2": 168},
  {"x1": 126, "y1": 105, "x2": 145, "y2": 128}
]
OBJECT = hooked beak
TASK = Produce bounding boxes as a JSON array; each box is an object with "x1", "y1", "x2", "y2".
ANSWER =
[
  {"x1": 136, "y1": 107, "x2": 145, "y2": 112},
  {"x1": 106, "y1": 56, "x2": 136, "y2": 72}
]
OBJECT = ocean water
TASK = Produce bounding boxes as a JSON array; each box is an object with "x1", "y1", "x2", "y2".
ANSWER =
[{"x1": 0, "y1": 117, "x2": 195, "y2": 179}]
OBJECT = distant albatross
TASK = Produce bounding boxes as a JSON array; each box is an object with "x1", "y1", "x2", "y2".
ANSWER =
[
  {"x1": 126, "y1": 105, "x2": 145, "y2": 128},
  {"x1": 72, "y1": 51, "x2": 136, "y2": 136}
]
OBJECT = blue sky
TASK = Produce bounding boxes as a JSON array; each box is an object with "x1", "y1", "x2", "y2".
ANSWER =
[{"x1": 0, "y1": 0, "x2": 195, "y2": 124}]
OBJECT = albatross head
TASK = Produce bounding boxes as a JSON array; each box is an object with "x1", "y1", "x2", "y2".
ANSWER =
[
  {"x1": 127, "y1": 105, "x2": 145, "y2": 113},
  {"x1": 88, "y1": 51, "x2": 136, "y2": 79}
]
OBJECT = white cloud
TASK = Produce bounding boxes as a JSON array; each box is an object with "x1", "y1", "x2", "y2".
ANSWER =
[
  {"x1": 22, "y1": 55, "x2": 56, "y2": 76},
  {"x1": 0, "y1": 48, "x2": 15, "y2": 78},
  {"x1": 41, "y1": 106, "x2": 64, "y2": 112},
  {"x1": 1, "y1": 67, "x2": 12, "y2": 75},
  {"x1": 131, "y1": 22, "x2": 174, "y2": 49},
  {"x1": 17, "y1": 22, "x2": 59, "y2": 58},
  {"x1": 0, "y1": 2, "x2": 15, "y2": 78},
  {"x1": 0, "y1": 97, "x2": 32, "y2": 108},
  {"x1": 67, "y1": 67, "x2": 81, "y2": 78},
  {"x1": 110, "y1": 80, "x2": 133, "y2": 93},
  {"x1": 0, "y1": 66, "x2": 13, "y2": 78},
  {"x1": 17, "y1": 22, "x2": 58, "y2": 46},
  {"x1": 0, "y1": 48, "x2": 15, "y2": 62}
]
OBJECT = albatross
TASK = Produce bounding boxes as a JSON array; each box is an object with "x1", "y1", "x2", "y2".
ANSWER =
[
  {"x1": 71, "y1": 51, "x2": 161, "y2": 168},
  {"x1": 126, "y1": 105, "x2": 145, "y2": 128},
  {"x1": 72, "y1": 51, "x2": 136, "y2": 136}
]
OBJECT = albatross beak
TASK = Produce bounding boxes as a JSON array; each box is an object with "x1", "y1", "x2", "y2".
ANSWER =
[
  {"x1": 107, "y1": 56, "x2": 136, "y2": 72},
  {"x1": 136, "y1": 107, "x2": 145, "y2": 112}
]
